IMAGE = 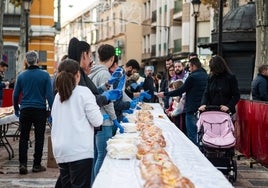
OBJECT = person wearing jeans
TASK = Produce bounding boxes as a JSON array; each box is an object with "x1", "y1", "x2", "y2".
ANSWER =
[
  {"x1": 185, "y1": 112, "x2": 198, "y2": 145},
  {"x1": 157, "y1": 57, "x2": 207, "y2": 146},
  {"x1": 89, "y1": 44, "x2": 124, "y2": 183},
  {"x1": 93, "y1": 126, "x2": 113, "y2": 176}
]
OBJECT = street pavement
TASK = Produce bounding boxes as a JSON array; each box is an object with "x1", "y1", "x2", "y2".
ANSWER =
[{"x1": 0, "y1": 124, "x2": 268, "y2": 188}]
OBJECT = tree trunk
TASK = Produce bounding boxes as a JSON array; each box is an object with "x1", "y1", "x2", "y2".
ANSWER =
[
  {"x1": 0, "y1": 0, "x2": 6, "y2": 59},
  {"x1": 16, "y1": 5, "x2": 26, "y2": 75},
  {"x1": 254, "y1": 0, "x2": 268, "y2": 77}
]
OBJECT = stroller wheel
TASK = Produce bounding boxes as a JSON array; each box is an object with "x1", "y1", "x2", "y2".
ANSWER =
[
  {"x1": 233, "y1": 159, "x2": 237, "y2": 182},
  {"x1": 228, "y1": 159, "x2": 237, "y2": 184}
]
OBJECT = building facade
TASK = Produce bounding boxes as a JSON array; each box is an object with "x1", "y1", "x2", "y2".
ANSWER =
[
  {"x1": 55, "y1": 0, "x2": 250, "y2": 73},
  {"x1": 55, "y1": 0, "x2": 143, "y2": 68},
  {"x1": 3, "y1": 0, "x2": 56, "y2": 78}
]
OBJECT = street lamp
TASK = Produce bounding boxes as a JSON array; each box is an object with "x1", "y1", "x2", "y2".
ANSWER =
[
  {"x1": 191, "y1": 0, "x2": 201, "y2": 53},
  {"x1": 218, "y1": 0, "x2": 224, "y2": 56},
  {"x1": 23, "y1": 0, "x2": 32, "y2": 52}
]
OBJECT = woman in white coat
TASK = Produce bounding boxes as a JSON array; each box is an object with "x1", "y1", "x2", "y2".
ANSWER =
[{"x1": 51, "y1": 59, "x2": 103, "y2": 187}]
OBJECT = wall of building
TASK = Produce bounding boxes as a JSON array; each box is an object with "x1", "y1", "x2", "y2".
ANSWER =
[
  {"x1": 30, "y1": 0, "x2": 56, "y2": 74},
  {"x1": 3, "y1": 0, "x2": 56, "y2": 76}
]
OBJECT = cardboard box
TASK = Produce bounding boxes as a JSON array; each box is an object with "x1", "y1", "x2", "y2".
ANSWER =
[{"x1": 47, "y1": 135, "x2": 58, "y2": 168}]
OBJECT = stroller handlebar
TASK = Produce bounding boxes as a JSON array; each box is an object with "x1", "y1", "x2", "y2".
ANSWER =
[
  {"x1": 198, "y1": 105, "x2": 232, "y2": 116},
  {"x1": 205, "y1": 105, "x2": 221, "y2": 111}
]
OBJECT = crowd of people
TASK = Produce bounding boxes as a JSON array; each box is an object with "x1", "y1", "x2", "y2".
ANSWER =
[{"x1": 6, "y1": 36, "x2": 268, "y2": 187}]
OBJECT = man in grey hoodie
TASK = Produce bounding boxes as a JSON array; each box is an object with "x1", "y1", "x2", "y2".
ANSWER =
[{"x1": 89, "y1": 44, "x2": 124, "y2": 182}]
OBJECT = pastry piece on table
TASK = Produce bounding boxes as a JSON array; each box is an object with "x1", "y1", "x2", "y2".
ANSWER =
[
  {"x1": 106, "y1": 142, "x2": 137, "y2": 160},
  {"x1": 143, "y1": 175, "x2": 166, "y2": 188},
  {"x1": 121, "y1": 122, "x2": 138, "y2": 133},
  {"x1": 138, "y1": 103, "x2": 154, "y2": 110}
]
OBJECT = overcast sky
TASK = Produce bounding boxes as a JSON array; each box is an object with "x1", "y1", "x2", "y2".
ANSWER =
[{"x1": 58, "y1": 0, "x2": 96, "y2": 24}]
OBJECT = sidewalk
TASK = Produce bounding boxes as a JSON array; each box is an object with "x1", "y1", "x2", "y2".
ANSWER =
[
  {"x1": 0, "y1": 124, "x2": 268, "y2": 187},
  {"x1": 0, "y1": 125, "x2": 58, "y2": 188}
]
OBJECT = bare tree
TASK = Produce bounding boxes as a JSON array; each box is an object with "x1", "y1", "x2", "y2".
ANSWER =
[
  {"x1": 254, "y1": 0, "x2": 268, "y2": 77},
  {"x1": 0, "y1": 0, "x2": 6, "y2": 59},
  {"x1": 16, "y1": 5, "x2": 26, "y2": 74}
]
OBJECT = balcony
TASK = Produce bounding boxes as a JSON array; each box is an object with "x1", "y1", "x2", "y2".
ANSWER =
[{"x1": 3, "y1": 14, "x2": 21, "y2": 27}]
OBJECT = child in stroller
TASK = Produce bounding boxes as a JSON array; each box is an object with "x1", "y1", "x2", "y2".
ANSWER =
[{"x1": 197, "y1": 105, "x2": 237, "y2": 184}]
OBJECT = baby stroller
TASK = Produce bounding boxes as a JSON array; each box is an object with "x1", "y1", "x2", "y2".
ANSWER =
[{"x1": 197, "y1": 106, "x2": 237, "y2": 184}]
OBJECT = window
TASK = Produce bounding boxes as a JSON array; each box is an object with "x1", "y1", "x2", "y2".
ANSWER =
[
  {"x1": 38, "y1": 51, "x2": 47, "y2": 62},
  {"x1": 174, "y1": 39, "x2": 182, "y2": 52}
]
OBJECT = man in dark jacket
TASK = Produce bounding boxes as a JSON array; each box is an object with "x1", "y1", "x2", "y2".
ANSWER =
[
  {"x1": 157, "y1": 57, "x2": 208, "y2": 145},
  {"x1": 252, "y1": 64, "x2": 268, "y2": 101},
  {"x1": 13, "y1": 51, "x2": 53, "y2": 174},
  {"x1": 143, "y1": 66, "x2": 156, "y2": 103}
]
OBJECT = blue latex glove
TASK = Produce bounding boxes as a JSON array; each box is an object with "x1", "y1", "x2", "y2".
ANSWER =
[
  {"x1": 113, "y1": 119, "x2": 124, "y2": 134},
  {"x1": 108, "y1": 67, "x2": 123, "y2": 85},
  {"x1": 102, "y1": 89, "x2": 122, "y2": 101},
  {"x1": 121, "y1": 116, "x2": 129, "y2": 123},
  {"x1": 116, "y1": 74, "x2": 126, "y2": 90},
  {"x1": 123, "y1": 109, "x2": 134, "y2": 114},
  {"x1": 103, "y1": 114, "x2": 109, "y2": 121},
  {"x1": 130, "y1": 82, "x2": 144, "y2": 90},
  {"x1": 129, "y1": 99, "x2": 138, "y2": 109},
  {"x1": 130, "y1": 83, "x2": 139, "y2": 90},
  {"x1": 139, "y1": 90, "x2": 152, "y2": 101},
  {"x1": 15, "y1": 110, "x2": 20, "y2": 118},
  {"x1": 136, "y1": 106, "x2": 141, "y2": 110}
]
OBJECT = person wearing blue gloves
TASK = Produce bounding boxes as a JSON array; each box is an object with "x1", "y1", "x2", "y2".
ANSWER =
[
  {"x1": 143, "y1": 66, "x2": 157, "y2": 102},
  {"x1": 88, "y1": 44, "x2": 124, "y2": 182},
  {"x1": 68, "y1": 37, "x2": 122, "y2": 106},
  {"x1": 108, "y1": 56, "x2": 140, "y2": 127}
]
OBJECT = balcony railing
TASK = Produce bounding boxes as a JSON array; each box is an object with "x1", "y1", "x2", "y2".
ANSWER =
[{"x1": 3, "y1": 14, "x2": 20, "y2": 27}]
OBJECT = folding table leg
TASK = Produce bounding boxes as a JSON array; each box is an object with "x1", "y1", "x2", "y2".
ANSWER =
[
  {"x1": 2, "y1": 124, "x2": 14, "y2": 159},
  {"x1": 0, "y1": 134, "x2": 12, "y2": 160}
]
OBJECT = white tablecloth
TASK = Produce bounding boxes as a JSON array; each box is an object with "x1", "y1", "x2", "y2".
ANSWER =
[
  {"x1": 93, "y1": 103, "x2": 233, "y2": 188},
  {"x1": 0, "y1": 114, "x2": 19, "y2": 125}
]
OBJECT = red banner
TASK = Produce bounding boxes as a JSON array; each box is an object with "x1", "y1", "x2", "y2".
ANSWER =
[
  {"x1": 236, "y1": 99, "x2": 268, "y2": 167},
  {"x1": 251, "y1": 101, "x2": 268, "y2": 167},
  {"x1": 235, "y1": 99, "x2": 252, "y2": 158},
  {"x1": 2, "y1": 89, "x2": 13, "y2": 107}
]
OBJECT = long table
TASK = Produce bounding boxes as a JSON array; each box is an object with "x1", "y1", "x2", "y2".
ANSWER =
[
  {"x1": 0, "y1": 114, "x2": 19, "y2": 160},
  {"x1": 93, "y1": 103, "x2": 233, "y2": 188}
]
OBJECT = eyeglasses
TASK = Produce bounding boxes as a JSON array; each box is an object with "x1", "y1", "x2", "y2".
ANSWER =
[{"x1": 169, "y1": 69, "x2": 175, "y2": 72}]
